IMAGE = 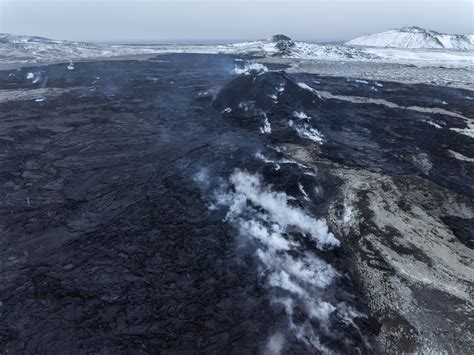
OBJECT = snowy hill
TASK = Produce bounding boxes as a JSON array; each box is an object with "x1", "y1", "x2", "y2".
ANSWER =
[
  {"x1": 0, "y1": 33, "x2": 105, "y2": 62},
  {"x1": 347, "y1": 26, "x2": 474, "y2": 49},
  {"x1": 224, "y1": 34, "x2": 378, "y2": 60},
  {"x1": 0, "y1": 32, "x2": 472, "y2": 69},
  {"x1": 0, "y1": 33, "x2": 379, "y2": 64},
  {"x1": 0, "y1": 33, "x2": 162, "y2": 64}
]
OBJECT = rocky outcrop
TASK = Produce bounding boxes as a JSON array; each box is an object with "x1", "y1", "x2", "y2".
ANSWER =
[{"x1": 270, "y1": 34, "x2": 296, "y2": 56}]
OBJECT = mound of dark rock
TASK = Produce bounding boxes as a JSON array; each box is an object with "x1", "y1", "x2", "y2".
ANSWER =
[
  {"x1": 214, "y1": 70, "x2": 320, "y2": 115},
  {"x1": 270, "y1": 34, "x2": 296, "y2": 56},
  {"x1": 213, "y1": 70, "x2": 323, "y2": 140},
  {"x1": 271, "y1": 34, "x2": 292, "y2": 42}
]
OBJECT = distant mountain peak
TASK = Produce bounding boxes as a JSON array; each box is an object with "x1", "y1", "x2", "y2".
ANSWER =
[
  {"x1": 398, "y1": 26, "x2": 444, "y2": 36},
  {"x1": 399, "y1": 26, "x2": 428, "y2": 33},
  {"x1": 270, "y1": 34, "x2": 293, "y2": 43},
  {"x1": 268, "y1": 34, "x2": 295, "y2": 56},
  {"x1": 346, "y1": 26, "x2": 473, "y2": 50},
  {"x1": 0, "y1": 33, "x2": 54, "y2": 44}
]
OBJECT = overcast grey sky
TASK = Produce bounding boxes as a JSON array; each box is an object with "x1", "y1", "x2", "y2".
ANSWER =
[{"x1": 0, "y1": 0, "x2": 472, "y2": 43}]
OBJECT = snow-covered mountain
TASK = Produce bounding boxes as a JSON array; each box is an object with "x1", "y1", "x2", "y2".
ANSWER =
[
  {"x1": 0, "y1": 32, "x2": 472, "y2": 69},
  {"x1": 0, "y1": 33, "x2": 163, "y2": 64},
  {"x1": 346, "y1": 26, "x2": 474, "y2": 49},
  {"x1": 0, "y1": 33, "x2": 379, "y2": 65}
]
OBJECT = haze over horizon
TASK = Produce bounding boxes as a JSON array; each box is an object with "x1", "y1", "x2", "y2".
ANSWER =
[{"x1": 0, "y1": 0, "x2": 473, "y2": 43}]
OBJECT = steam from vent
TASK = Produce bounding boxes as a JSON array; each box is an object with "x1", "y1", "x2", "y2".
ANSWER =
[
  {"x1": 264, "y1": 332, "x2": 286, "y2": 355},
  {"x1": 233, "y1": 62, "x2": 268, "y2": 75},
  {"x1": 203, "y1": 169, "x2": 368, "y2": 351},
  {"x1": 225, "y1": 170, "x2": 339, "y2": 248}
]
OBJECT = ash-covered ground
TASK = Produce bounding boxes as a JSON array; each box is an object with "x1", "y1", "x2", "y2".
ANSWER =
[{"x1": 0, "y1": 54, "x2": 472, "y2": 354}]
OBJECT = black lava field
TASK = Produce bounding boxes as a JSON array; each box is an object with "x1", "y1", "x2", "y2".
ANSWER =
[{"x1": 0, "y1": 54, "x2": 472, "y2": 353}]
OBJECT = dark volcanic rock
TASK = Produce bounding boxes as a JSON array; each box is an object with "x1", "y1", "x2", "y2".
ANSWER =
[
  {"x1": 442, "y1": 216, "x2": 474, "y2": 249},
  {"x1": 0, "y1": 55, "x2": 279, "y2": 353},
  {"x1": 0, "y1": 53, "x2": 472, "y2": 354},
  {"x1": 271, "y1": 34, "x2": 293, "y2": 42},
  {"x1": 213, "y1": 70, "x2": 323, "y2": 142},
  {"x1": 214, "y1": 70, "x2": 319, "y2": 112},
  {"x1": 271, "y1": 34, "x2": 296, "y2": 56}
]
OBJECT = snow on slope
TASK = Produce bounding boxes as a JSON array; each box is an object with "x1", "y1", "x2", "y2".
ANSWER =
[
  {"x1": 226, "y1": 34, "x2": 473, "y2": 68},
  {"x1": 0, "y1": 33, "x2": 218, "y2": 64},
  {"x1": 0, "y1": 32, "x2": 472, "y2": 70},
  {"x1": 347, "y1": 26, "x2": 474, "y2": 49},
  {"x1": 0, "y1": 33, "x2": 169, "y2": 64},
  {"x1": 0, "y1": 32, "x2": 379, "y2": 65},
  {"x1": 218, "y1": 34, "x2": 379, "y2": 61}
]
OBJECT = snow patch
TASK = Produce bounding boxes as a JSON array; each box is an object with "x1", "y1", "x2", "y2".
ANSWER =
[
  {"x1": 255, "y1": 151, "x2": 310, "y2": 172},
  {"x1": 448, "y1": 150, "x2": 474, "y2": 163},
  {"x1": 260, "y1": 114, "x2": 272, "y2": 134},
  {"x1": 422, "y1": 119, "x2": 443, "y2": 129},
  {"x1": 450, "y1": 119, "x2": 474, "y2": 138},
  {"x1": 294, "y1": 124, "x2": 325, "y2": 144},
  {"x1": 298, "y1": 182, "x2": 310, "y2": 202},
  {"x1": 293, "y1": 111, "x2": 310, "y2": 120},
  {"x1": 297, "y1": 82, "x2": 324, "y2": 100}
]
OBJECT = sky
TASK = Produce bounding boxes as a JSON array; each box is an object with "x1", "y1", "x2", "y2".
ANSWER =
[{"x1": 0, "y1": 0, "x2": 472, "y2": 43}]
